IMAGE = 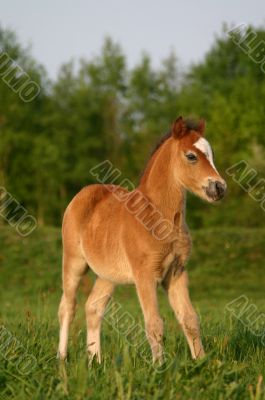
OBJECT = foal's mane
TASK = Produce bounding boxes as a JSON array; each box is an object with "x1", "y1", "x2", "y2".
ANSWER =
[{"x1": 139, "y1": 118, "x2": 200, "y2": 184}]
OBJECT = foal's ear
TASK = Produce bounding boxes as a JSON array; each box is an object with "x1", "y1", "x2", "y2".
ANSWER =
[
  {"x1": 172, "y1": 116, "x2": 186, "y2": 139},
  {"x1": 197, "y1": 119, "x2": 206, "y2": 135}
]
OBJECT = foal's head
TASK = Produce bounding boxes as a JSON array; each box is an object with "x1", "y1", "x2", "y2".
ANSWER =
[{"x1": 171, "y1": 116, "x2": 226, "y2": 202}]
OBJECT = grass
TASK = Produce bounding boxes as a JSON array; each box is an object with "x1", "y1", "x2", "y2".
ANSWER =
[{"x1": 0, "y1": 225, "x2": 265, "y2": 399}]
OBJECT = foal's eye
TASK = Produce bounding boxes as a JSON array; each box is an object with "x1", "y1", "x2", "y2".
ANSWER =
[{"x1": 185, "y1": 153, "x2": 198, "y2": 162}]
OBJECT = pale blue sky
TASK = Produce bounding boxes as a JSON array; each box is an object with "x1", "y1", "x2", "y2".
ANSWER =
[{"x1": 1, "y1": 0, "x2": 265, "y2": 79}]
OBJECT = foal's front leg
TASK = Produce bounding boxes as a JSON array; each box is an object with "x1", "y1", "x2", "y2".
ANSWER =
[
  {"x1": 134, "y1": 276, "x2": 164, "y2": 363},
  {"x1": 164, "y1": 268, "x2": 205, "y2": 359}
]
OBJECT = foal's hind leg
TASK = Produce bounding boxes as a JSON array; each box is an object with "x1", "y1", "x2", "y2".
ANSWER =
[
  {"x1": 164, "y1": 269, "x2": 205, "y2": 359},
  {"x1": 85, "y1": 278, "x2": 114, "y2": 363},
  {"x1": 58, "y1": 255, "x2": 87, "y2": 360}
]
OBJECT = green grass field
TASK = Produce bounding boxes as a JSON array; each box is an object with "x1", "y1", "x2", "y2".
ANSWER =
[{"x1": 0, "y1": 226, "x2": 265, "y2": 399}]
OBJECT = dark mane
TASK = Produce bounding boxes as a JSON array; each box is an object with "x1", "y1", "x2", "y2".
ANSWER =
[
  {"x1": 139, "y1": 118, "x2": 200, "y2": 182},
  {"x1": 139, "y1": 131, "x2": 171, "y2": 182},
  {"x1": 148, "y1": 131, "x2": 172, "y2": 160},
  {"x1": 183, "y1": 118, "x2": 201, "y2": 132}
]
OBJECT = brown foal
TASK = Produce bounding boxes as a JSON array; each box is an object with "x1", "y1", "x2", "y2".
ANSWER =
[{"x1": 58, "y1": 116, "x2": 226, "y2": 364}]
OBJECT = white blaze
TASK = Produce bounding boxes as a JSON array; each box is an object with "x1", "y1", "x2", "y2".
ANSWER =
[{"x1": 194, "y1": 137, "x2": 217, "y2": 171}]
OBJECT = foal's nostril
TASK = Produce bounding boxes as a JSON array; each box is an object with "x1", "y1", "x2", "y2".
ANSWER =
[
  {"x1": 215, "y1": 181, "x2": 226, "y2": 198},
  {"x1": 205, "y1": 180, "x2": 226, "y2": 200}
]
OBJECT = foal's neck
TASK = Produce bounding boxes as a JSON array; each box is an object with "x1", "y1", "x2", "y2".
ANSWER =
[{"x1": 138, "y1": 138, "x2": 186, "y2": 226}]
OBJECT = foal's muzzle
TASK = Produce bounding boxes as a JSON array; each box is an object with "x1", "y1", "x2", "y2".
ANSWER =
[{"x1": 205, "y1": 180, "x2": 227, "y2": 201}]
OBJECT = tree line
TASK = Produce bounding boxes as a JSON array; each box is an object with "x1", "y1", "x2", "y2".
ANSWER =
[{"x1": 0, "y1": 24, "x2": 265, "y2": 229}]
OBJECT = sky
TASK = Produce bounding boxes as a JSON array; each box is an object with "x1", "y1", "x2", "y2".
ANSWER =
[{"x1": 1, "y1": 0, "x2": 265, "y2": 79}]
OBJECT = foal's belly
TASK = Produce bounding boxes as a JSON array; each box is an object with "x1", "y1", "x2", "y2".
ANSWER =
[
  {"x1": 88, "y1": 258, "x2": 134, "y2": 284},
  {"x1": 78, "y1": 191, "x2": 135, "y2": 284},
  {"x1": 86, "y1": 257, "x2": 134, "y2": 284},
  {"x1": 81, "y1": 240, "x2": 134, "y2": 284}
]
